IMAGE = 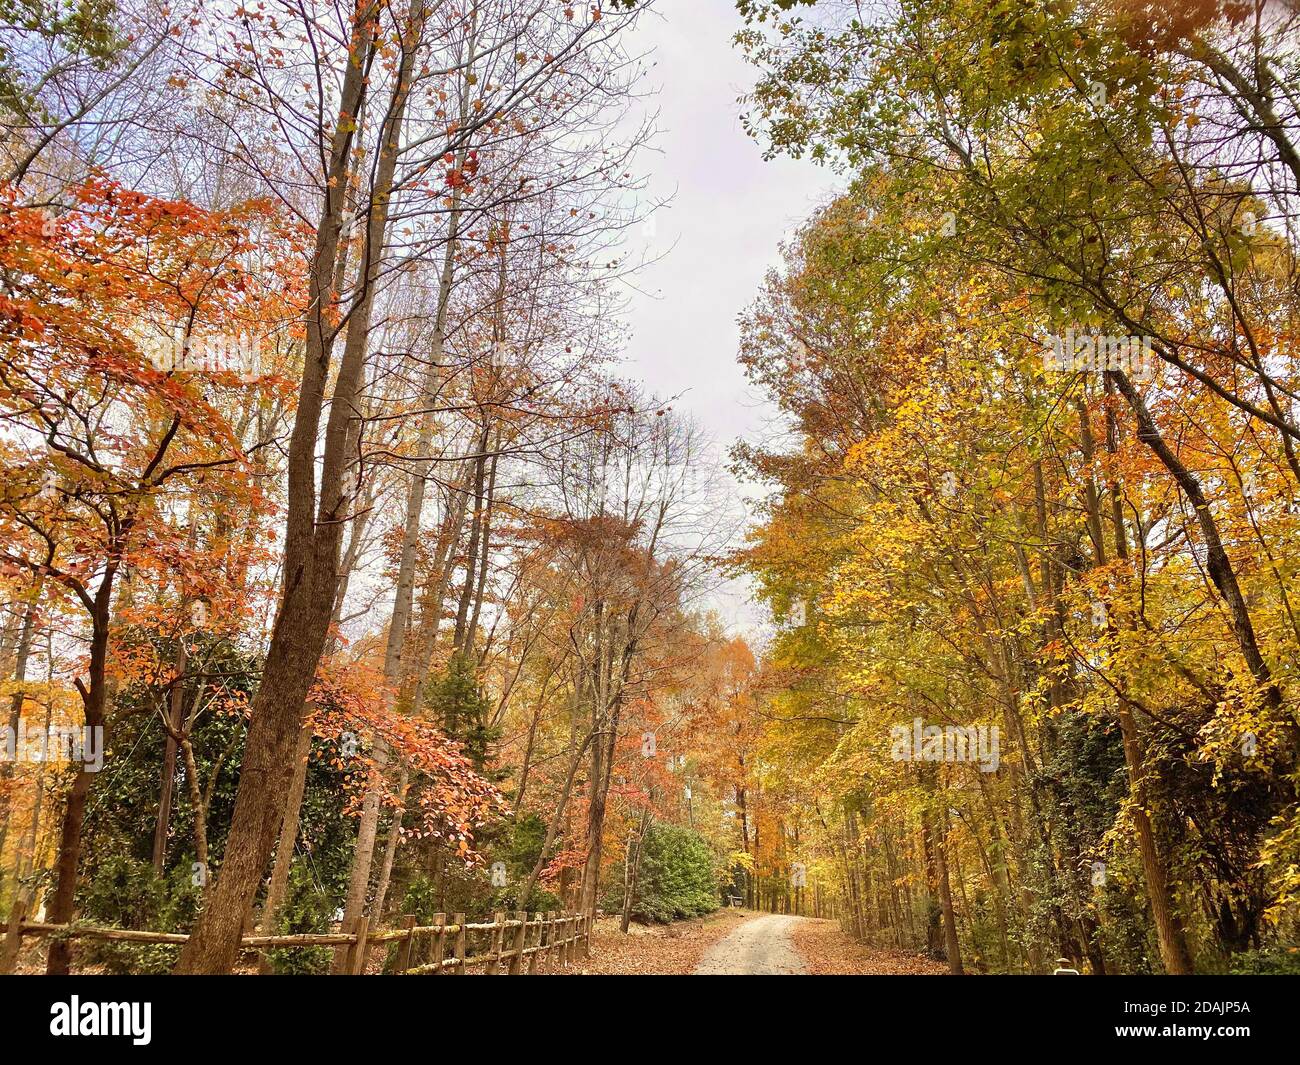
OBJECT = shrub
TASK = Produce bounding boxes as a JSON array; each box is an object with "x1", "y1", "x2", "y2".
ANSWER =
[
  {"x1": 262, "y1": 863, "x2": 335, "y2": 975},
  {"x1": 1228, "y1": 946, "x2": 1300, "y2": 975},
  {"x1": 613, "y1": 824, "x2": 718, "y2": 924},
  {"x1": 79, "y1": 854, "x2": 200, "y2": 974}
]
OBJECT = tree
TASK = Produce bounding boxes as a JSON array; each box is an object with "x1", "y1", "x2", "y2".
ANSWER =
[{"x1": 0, "y1": 179, "x2": 294, "y2": 971}]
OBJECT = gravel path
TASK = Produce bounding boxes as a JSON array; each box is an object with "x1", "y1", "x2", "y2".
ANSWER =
[{"x1": 691, "y1": 914, "x2": 810, "y2": 975}]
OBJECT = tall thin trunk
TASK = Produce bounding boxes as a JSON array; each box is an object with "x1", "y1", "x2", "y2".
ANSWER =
[
  {"x1": 368, "y1": 766, "x2": 408, "y2": 928},
  {"x1": 175, "y1": 5, "x2": 382, "y2": 974},
  {"x1": 1096, "y1": 390, "x2": 1194, "y2": 974},
  {"x1": 330, "y1": 2, "x2": 450, "y2": 970},
  {"x1": 451, "y1": 425, "x2": 491, "y2": 654},
  {"x1": 1117, "y1": 699, "x2": 1194, "y2": 974},
  {"x1": 151, "y1": 629, "x2": 188, "y2": 873},
  {"x1": 45, "y1": 607, "x2": 110, "y2": 974},
  {"x1": 258, "y1": 460, "x2": 375, "y2": 964},
  {"x1": 1110, "y1": 370, "x2": 1286, "y2": 726},
  {"x1": 467, "y1": 443, "x2": 499, "y2": 653},
  {"x1": 0, "y1": 600, "x2": 36, "y2": 861},
  {"x1": 405, "y1": 460, "x2": 474, "y2": 715},
  {"x1": 619, "y1": 806, "x2": 651, "y2": 933},
  {"x1": 255, "y1": 720, "x2": 313, "y2": 972},
  {"x1": 180, "y1": 735, "x2": 209, "y2": 880},
  {"x1": 15, "y1": 657, "x2": 53, "y2": 892},
  {"x1": 518, "y1": 723, "x2": 592, "y2": 909}
]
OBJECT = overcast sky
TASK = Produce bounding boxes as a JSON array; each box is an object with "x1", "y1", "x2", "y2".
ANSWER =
[
  {"x1": 621, "y1": 0, "x2": 839, "y2": 440},
  {"x1": 616, "y1": 0, "x2": 841, "y2": 632}
]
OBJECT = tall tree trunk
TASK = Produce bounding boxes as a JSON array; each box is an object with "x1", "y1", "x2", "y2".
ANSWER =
[
  {"x1": 404, "y1": 459, "x2": 474, "y2": 714},
  {"x1": 932, "y1": 807, "x2": 964, "y2": 974},
  {"x1": 1117, "y1": 699, "x2": 1194, "y2": 974},
  {"x1": 368, "y1": 767, "x2": 408, "y2": 928},
  {"x1": 1095, "y1": 380, "x2": 1194, "y2": 974},
  {"x1": 323, "y1": 0, "x2": 432, "y2": 973},
  {"x1": 467, "y1": 443, "x2": 499, "y2": 652},
  {"x1": 0, "y1": 600, "x2": 36, "y2": 861},
  {"x1": 175, "y1": 6, "x2": 382, "y2": 973},
  {"x1": 451, "y1": 424, "x2": 491, "y2": 654},
  {"x1": 45, "y1": 611, "x2": 109, "y2": 975},
  {"x1": 180, "y1": 735, "x2": 209, "y2": 881},
  {"x1": 256, "y1": 720, "x2": 313, "y2": 972},
  {"x1": 15, "y1": 665, "x2": 53, "y2": 891},
  {"x1": 619, "y1": 806, "x2": 651, "y2": 933},
  {"x1": 1110, "y1": 370, "x2": 1287, "y2": 726},
  {"x1": 518, "y1": 724, "x2": 592, "y2": 909},
  {"x1": 258, "y1": 460, "x2": 375, "y2": 967},
  {"x1": 151, "y1": 630, "x2": 187, "y2": 873}
]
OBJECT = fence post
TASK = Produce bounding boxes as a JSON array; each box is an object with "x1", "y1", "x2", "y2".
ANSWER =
[
  {"x1": 508, "y1": 910, "x2": 526, "y2": 975},
  {"x1": 347, "y1": 916, "x2": 370, "y2": 975},
  {"x1": 1, "y1": 896, "x2": 28, "y2": 975},
  {"x1": 561, "y1": 914, "x2": 571, "y2": 966},
  {"x1": 340, "y1": 916, "x2": 357, "y2": 975},
  {"x1": 581, "y1": 912, "x2": 591, "y2": 959},
  {"x1": 527, "y1": 912, "x2": 541, "y2": 974},
  {"x1": 449, "y1": 910, "x2": 465, "y2": 977},
  {"x1": 395, "y1": 914, "x2": 417, "y2": 973},
  {"x1": 486, "y1": 911, "x2": 505, "y2": 975},
  {"x1": 430, "y1": 913, "x2": 446, "y2": 974}
]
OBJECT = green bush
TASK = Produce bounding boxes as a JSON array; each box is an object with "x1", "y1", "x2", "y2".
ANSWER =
[
  {"x1": 262, "y1": 863, "x2": 335, "y2": 975},
  {"x1": 478, "y1": 814, "x2": 562, "y2": 914},
  {"x1": 398, "y1": 873, "x2": 442, "y2": 925},
  {"x1": 613, "y1": 824, "x2": 718, "y2": 924},
  {"x1": 487, "y1": 883, "x2": 562, "y2": 915},
  {"x1": 1228, "y1": 946, "x2": 1300, "y2": 975},
  {"x1": 384, "y1": 873, "x2": 446, "y2": 972},
  {"x1": 79, "y1": 854, "x2": 200, "y2": 974}
]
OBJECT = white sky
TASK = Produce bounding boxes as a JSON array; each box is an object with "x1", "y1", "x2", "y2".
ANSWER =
[{"x1": 617, "y1": 0, "x2": 841, "y2": 633}]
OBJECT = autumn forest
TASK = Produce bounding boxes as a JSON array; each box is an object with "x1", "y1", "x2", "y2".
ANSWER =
[{"x1": 2, "y1": 0, "x2": 1300, "y2": 992}]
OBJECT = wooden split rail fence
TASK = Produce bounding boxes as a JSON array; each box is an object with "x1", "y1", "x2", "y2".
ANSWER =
[
  {"x1": 392, "y1": 910, "x2": 590, "y2": 975},
  {"x1": 1, "y1": 897, "x2": 592, "y2": 975}
]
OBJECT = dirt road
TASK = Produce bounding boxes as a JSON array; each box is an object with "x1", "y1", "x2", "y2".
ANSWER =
[{"x1": 691, "y1": 913, "x2": 810, "y2": 975}]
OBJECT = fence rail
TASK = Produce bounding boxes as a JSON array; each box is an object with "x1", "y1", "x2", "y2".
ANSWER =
[{"x1": 0, "y1": 897, "x2": 591, "y2": 975}]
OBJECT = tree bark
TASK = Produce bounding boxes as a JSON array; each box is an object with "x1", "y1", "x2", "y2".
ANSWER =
[
  {"x1": 174, "y1": 6, "x2": 381, "y2": 973},
  {"x1": 619, "y1": 805, "x2": 651, "y2": 933},
  {"x1": 0, "y1": 600, "x2": 36, "y2": 861},
  {"x1": 1109, "y1": 370, "x2": 1285, "y2": 721},
  {"x1": 45, "y1": 610, "x2": 109, "y2": 974},
  {"x1": 256, "y1": 719, "x2": 313, "y2": 971},
  {"x1": 1095, "y1": 399, "x2": 1194, "y2": 974},
  {"x1": 151, "y1": 630, "x2": 187, "y2": 873}
]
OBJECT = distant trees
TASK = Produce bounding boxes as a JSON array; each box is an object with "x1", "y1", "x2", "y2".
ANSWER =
[{"x1": 728, "y1": 0, "x2": 1300, "y2": 973}]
